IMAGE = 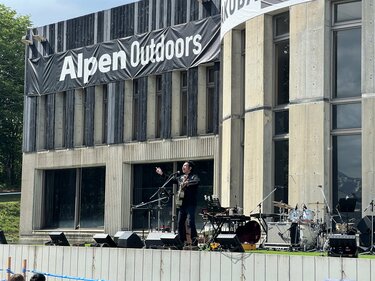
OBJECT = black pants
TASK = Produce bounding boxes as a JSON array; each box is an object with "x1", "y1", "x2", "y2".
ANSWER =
[{"x1": 178, "y1": 205, "x2": 197, "y2": 244}]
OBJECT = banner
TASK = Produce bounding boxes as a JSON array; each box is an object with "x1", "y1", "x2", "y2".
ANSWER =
[
  {"x1": 221, "y1": 0, "x2": 315, "y2": 39},
  {"x1": 26, "y1": 15, "x2": 220, "y2": 96}
]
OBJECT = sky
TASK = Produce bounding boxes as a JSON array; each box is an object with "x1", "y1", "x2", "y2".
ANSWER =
[{"x1": 1, "y1": 0, "x2": 138, "y2": 27}]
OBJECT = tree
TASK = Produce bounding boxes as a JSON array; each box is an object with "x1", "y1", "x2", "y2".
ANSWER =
[{"x1": 0, "y1": 5, "x2": 31, "y2": 188}]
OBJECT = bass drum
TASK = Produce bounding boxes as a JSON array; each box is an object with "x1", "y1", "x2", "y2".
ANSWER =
[{"x1": 236, "y1": 220, "x2": 261, "y2": 244}]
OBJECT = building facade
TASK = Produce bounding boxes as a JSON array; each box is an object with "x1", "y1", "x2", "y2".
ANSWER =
[{"x1": 20, "y1": 0, "x2": 372, "y2": 244}]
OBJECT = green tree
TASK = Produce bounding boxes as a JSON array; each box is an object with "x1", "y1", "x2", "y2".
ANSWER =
[{"x1": 0, "y1": 5, "x2": 31, "y2": 188}]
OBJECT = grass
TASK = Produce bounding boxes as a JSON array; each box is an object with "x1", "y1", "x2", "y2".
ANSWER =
[{"x1": 0, "y1": 200, "x2": 20, "y2": 243}]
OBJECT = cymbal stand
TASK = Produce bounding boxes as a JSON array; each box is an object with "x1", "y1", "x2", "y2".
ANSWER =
[
  {"x1": 362, "y1": 200, "x2": 375, "y2": 254},
  {"x1": 249, "y1": 186, "x2": 282, "y2": 246}
]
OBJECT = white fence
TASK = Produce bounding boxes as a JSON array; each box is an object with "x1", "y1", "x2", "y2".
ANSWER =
[{"x1": 0, "y1": 245, "x2": 374, "y2": 281}]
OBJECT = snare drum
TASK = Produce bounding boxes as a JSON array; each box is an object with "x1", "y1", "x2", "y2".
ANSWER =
[{"x1": 288, "y1": 209, "x2": 301, "y2": 223}]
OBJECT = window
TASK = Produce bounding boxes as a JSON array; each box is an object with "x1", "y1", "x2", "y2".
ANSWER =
[
  {"x1": 180, "y1": 71, "x2": 188, "y2": 136},
  {"x1": 43, "y1": 167, "x2": 105, "y2": 229},
  {"x1": 273, "y1": 12, "x2": 290, "y2": 206},
  {"x1": 155, "y1": 75, "x2": 162, "y2": 138},
  {"x1": 331, "y1": 0, "x2": 362, "y2": 218},
  {"x1": 132, "y1": 160, "x2": 214, "y2": 231}
]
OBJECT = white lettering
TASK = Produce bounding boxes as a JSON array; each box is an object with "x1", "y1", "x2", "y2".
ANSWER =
[
  {"x1": 130, "y1": 41, "x2": 140, "y2": 67},
  {"x1": 59, "y1": 56, "x2": 77, "y2": 81},
  {"x1": 83, "y1": 57, "x2": 98, "y2": 83},
  {"x1": 98, "y1": 54, "x2": 112, "y2": 73},
  {"x1": 192, "y1": 34, "x2": 202, "y2": 55},
  {"x1": 112, "y1": 50, "x2": 126, "y2": 71}
]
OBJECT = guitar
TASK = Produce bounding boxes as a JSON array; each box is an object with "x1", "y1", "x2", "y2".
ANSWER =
[{"x1": 176, "y1": 175, "x2": 188, "y2": 208}]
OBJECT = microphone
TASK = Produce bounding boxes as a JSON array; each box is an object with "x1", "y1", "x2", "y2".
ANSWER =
[{"x1": 171, "y1": 171, "x2": 180, "y2": 176}]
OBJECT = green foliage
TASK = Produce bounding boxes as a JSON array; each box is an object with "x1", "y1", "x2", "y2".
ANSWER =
[
  {"x1": 0, "y1": 5, "x2": 31, "y2": 187},
  {"x1": 0, "y1": 201, "x2": 20, "y2": 243}
]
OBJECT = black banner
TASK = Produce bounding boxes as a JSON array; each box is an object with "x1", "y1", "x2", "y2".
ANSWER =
[{"x1": 26, "y1": 16, "x2": 220, "y2": 96}]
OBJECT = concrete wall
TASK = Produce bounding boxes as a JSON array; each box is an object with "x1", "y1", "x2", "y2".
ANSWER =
[{"x1": 0, "y1": 245, "x2": 373, "y2": 281}]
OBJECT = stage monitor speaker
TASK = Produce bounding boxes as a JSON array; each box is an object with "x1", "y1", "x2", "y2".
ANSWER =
[
  {"x1": 93, "y1": 234, "x2": 117, "y2": 247},
  {"x1": 145, "y1": 232, "x2": 164, "y2": 248},
  {"x1": 48, "y1": 232, "x2": 69, "y2": 246},
  {"x1": 114, "y1": 231, "x2": 144, "y2": 248},
  {"x1": 215, "y1": 234, "x2": 244, "y2": 252},
  {"x1": 357, "y1": 216, "x2": 375, "y2": 247},
  {"x1": 160, "y1": 233, "x2": 183, "y2": 249},
  {"x1": 328, "y1": 234, "x2": 358, "y2": 258},
  {"x1": 0, "y1": 231, "x2": 7, "y2": 244}
]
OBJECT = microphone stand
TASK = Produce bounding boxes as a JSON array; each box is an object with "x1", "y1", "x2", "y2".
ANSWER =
[
  {"x1": 363, "y1": 200, "x2": 375, "y2": 254},
  {"x1": 132, "y1": 173, "x2": 175, "y2": 232},
  {"x1": 249, "y1": 186, "x2": 281, "y2": 246}
]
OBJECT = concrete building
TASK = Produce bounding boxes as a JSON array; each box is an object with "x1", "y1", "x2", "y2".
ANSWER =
[{"x1": 20, "y1": 0, "x2": 370, "y2": 245}]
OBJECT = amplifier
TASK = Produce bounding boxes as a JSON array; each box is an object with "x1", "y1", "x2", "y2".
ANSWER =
[
  {"x1": 264, "y1": 222, "x2": 295, "y2": 249},
  {"x1": 328, "y1": 234, "x2": 358, "y2": 258}
]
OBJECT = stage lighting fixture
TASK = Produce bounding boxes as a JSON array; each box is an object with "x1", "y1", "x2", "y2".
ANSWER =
[
  {"x1": 48, "y1": 232, "x2": 70, "y2": 246},
  {"x1": 93, "y1": 234, "x2": 117, "y2": 247},
  {"x1": 0, "y1": 230, "x2": 7, "y2": 244}
]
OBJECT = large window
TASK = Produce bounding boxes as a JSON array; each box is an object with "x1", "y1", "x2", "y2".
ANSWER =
[
  {"x1": 132, "y1": 160, "x2": 214, "y2": 231},
  {"x1": 43, "y1": 167, "x2": 105, "y2": 229},
  {"x1": 331, "y1": 0, "x2": 362, "y2": 218},
  {"x1": 273, "y1": 12, "x2": 290, "y2": 205}
]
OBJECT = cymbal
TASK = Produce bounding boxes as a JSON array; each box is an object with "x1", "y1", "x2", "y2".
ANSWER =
[{"x1": 272, "y1": 201, "x2": 293, "y2": 209}]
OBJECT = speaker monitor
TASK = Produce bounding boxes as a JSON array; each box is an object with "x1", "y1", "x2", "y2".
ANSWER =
[
  {"x1": 48, "y1": 232, "x2": 69, "y2": 246},
  {"x1": 0, "y1": 231, "x2": 7, "y2": 244},
  {"x1": 215, "y1": 234, "x2": 244, "y2": 252},
  {"x1": 160, "y1": 233, "x2": 183, "y2": 249},
  {"x1": 93, "y1": 234, "x2": 117, "y2": 247},
  {"x1": 145, "y1": 232, "x2": 164, "y2": 248},
  {"x1": 357, "y1": 216, "x2": 375, "y2": 247},
  {"x1": 114, "y1": 231, "x2": 144, "y2": 248},
  {"x1": 328, "y1": 234, "x2": 358, "y2": 258}
]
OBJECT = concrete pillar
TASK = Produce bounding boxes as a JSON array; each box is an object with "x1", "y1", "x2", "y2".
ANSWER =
[
  {"x1": 94, "y1": 86, "x2": 104, "y2": 145},
  {"x1": 220, "y1": 30, "x2": 244, "y2": 208},
  {"x1": 197, "y1": 66, "x2": 207, "y2": 135},
  {"x1": 147, "y1": 76, "x2": 156, "y2": 139},
  {"x1": 171, "y1": 71, "x2": 181, "y2": 137},
  {"x1": 362, "y1": 0, "x2": 375, "y2": 216},
  {"x1": 35, "y1": 96, "x2": 46, "y2": 151},
  {"x1": 288, "y1": 0, "x2": 329, "y2": 206},
  {"x1": 243, "y1": 15, "x2": 273, "y2": 214},
  {"x1": 55, "y1": 92, "x2": 65, "y2": 148},
  {"x1": 74, "y1": 89, "x2": 84, "y2": 147},
  {"x1": 124, "y1": 81, "x2": 134, "y2": 142}
]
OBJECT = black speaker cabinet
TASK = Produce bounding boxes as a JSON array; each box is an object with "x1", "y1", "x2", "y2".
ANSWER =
[
  {"x1": 357, "y1": 216, "x2": 375, "y2": 247},
  {"x1": 160, "y1": 233, "x2": 183, "y2": 249},
  {"x1": 328, "y1": 234, "x2": 358, "y2": 258},
  {"x1": 144, "y1": 232, "x2": 164, "y2": 248},
  {"x1": 215, "y1": 233, "x2": 244, "y2": 252},
  {"x1": 114, "y1": 231, "x2": 144, "y2": 248}
]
